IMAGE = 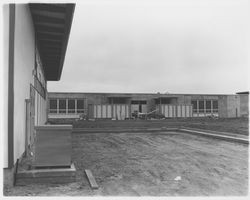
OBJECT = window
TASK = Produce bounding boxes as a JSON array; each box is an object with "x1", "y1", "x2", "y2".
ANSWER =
[
  {"x1": 77, "y1": 99, "x2": 84, "y2": 113},
  {"x1": 191, "y1": 100, "x2": 197, "y2": 113},
  {"x1": 206, "y1": 100, "x2": 211, "y2": 113},
  {"x1": 68, "y1": 99, "x2": 75, "y2": 113},
  {"x1": 198, "y1": 100, "x2": 204, "y2": 113},
  {"x1": 49, "y1": 99, "x2": 57, "y2": 113},
  {"x1": 212, "y1": 100, "x2": 218, "y2": 112},
  {"x1": 192, "y1": 99, "x2": 218, "y2": 114},
  {"x1": 59, "y1": 99, "x2": 66, "y2": 113}
]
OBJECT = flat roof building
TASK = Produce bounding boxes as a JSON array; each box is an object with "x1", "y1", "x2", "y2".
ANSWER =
[{"x1": 48, "y1": 92, "x2": 249, "y2": 120}]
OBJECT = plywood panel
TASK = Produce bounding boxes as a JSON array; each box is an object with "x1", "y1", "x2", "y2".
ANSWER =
[
  {"x1": 107, "y1": 105, "x2": 112, "y2": 118},
  {"x1": 126, "y1": 105, "x2": 129, "y2": 118},
  {"x1": 165, "y1": 105, "x2": 169, "y2": 117},
  {"x1": 182, "y1": 105, "x2": 186, "y2": 117},
  {"x1": 120, "y1": 105, "x2": 126, "y2": 120},
  {"x1": 186, "y1": 106, "x2": 190, "y2": 117},
  {"x1": 116, "y1": 104, "x2": 121, "y2": 120},
  {"x1": 34, "y1": 126, "x2": 72, "y2": 167},
  {"x1": 112, "y1": 104, "x2": 116, "y2": 119},
  {"x1": 177, "y1": 105, "x2": 181, "y2": 117},
  {"x1": 97, "y1": 105, "x2": 101, "y2": 118},
  {"x1": 102, "y1": 105, "x2": 106, "y2": 118},
  {"x1": 169, "y1": 106, "x2": 173, "y2": 117},
  {"x1": 173, "y1": 106, "x2": 176, "y2": 117}
]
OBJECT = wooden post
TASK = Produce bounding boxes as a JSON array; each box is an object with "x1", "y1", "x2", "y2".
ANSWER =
[{"x1": 85, "y1": 169, "x2": 99, "y2": 189}]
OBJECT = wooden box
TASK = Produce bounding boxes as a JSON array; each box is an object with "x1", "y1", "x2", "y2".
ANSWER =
[{"x1": 33, "y1": 125, "x2": 72, "y2": 168}]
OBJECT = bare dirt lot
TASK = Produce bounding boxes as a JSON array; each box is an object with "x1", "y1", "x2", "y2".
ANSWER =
[{"x1": 5, "y1": 130, "x2": 248, "y2": 196}]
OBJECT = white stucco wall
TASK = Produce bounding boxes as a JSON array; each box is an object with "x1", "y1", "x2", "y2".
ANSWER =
[
  {"x1": 13, "y1": 4, "x2": 36, "y2": 163},
  {"x1": 13, "y1": 5, "x2": 48, "y2": 164},
  {"x1": 3, "y1": 5, "x2": 10, "y2": 168},
  {"x1": 3, "y1": 4, "x2": 50, "y2": 169}
]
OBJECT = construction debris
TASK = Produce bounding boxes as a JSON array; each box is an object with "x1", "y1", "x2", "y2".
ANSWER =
[
  {"x1": 174, "y1": 176, "x2": 181, "y2": 181},
  {"x1": 85, "y1": 169, "x2": 99, "y2": 189}
]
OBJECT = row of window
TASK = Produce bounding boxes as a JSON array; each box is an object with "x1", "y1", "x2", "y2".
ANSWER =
[
  {"x1": 49, "y1": 99, "x2": 219, "y2": 114},
  {"x1": 191, "y1": 100, "x2": 218, "y2": 113},
  {"x1": 49, "y1": 99, "x2": 85, "y2": 114}
]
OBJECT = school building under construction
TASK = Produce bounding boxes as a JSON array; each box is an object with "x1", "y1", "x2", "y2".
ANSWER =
[{"x1": 48, "y1": 92, "x2": 249, "y2": 120}]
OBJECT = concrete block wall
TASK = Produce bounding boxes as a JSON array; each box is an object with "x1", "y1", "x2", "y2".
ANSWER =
[
  {"x1": 218, "y1": 96, "x2": 228, "y2": 117},
  {"x1": 227, "y1": 95, "x2": 240, "y2": 118},
  {"x1": 219, "y1": 95, "x2": 241, "y2": 118},
  {"x1": 176, "y1": 96, "x2": 185, "y2": 104},
  {"x1": 239, "y1": 94, "x2": 249, "y2": 117},
  {"x1": 183, "y1": 95, "x2": 192, "y2": 105}
]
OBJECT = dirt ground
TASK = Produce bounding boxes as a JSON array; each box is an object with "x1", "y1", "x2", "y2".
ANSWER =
[{"x1": 4, "y1": 130, "x2": 248, "y2": 196}]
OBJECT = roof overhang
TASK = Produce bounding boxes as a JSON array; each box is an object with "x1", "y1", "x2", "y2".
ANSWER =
[
  {"x1": 29, "y1": 3, "x2": 75, "y2": 81},
  {"x1": 107, "y1": 96, "x2": 131, "y2": 98},
  {"x1": 153, "y1": 96, "x2": 178, "y2": 99},
  {"x1": 236, "y1": 91, "x2": 249, "y2": 95}
]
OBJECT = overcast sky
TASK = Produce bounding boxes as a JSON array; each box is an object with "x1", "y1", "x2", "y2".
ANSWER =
[{"x1": 48, "y1": 0, "x2": 249, "y2": 94}]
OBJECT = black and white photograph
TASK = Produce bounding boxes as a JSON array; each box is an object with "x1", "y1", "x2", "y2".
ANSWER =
[{"x1": 1, "y1": 0, "x2": 249, "y2": 197}]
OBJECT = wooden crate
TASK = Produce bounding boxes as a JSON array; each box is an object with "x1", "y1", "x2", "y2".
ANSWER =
[{"x1": 34, "y1": 125, "x2": 72, "y2": 168}]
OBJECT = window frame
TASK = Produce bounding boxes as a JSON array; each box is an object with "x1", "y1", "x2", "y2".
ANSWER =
[
  {"x1": 58, "y1": 99, "x2": 66, "y2": 114},
  {"x1": 49, "y1": 99, "x2": 57, "y2": 113}
]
